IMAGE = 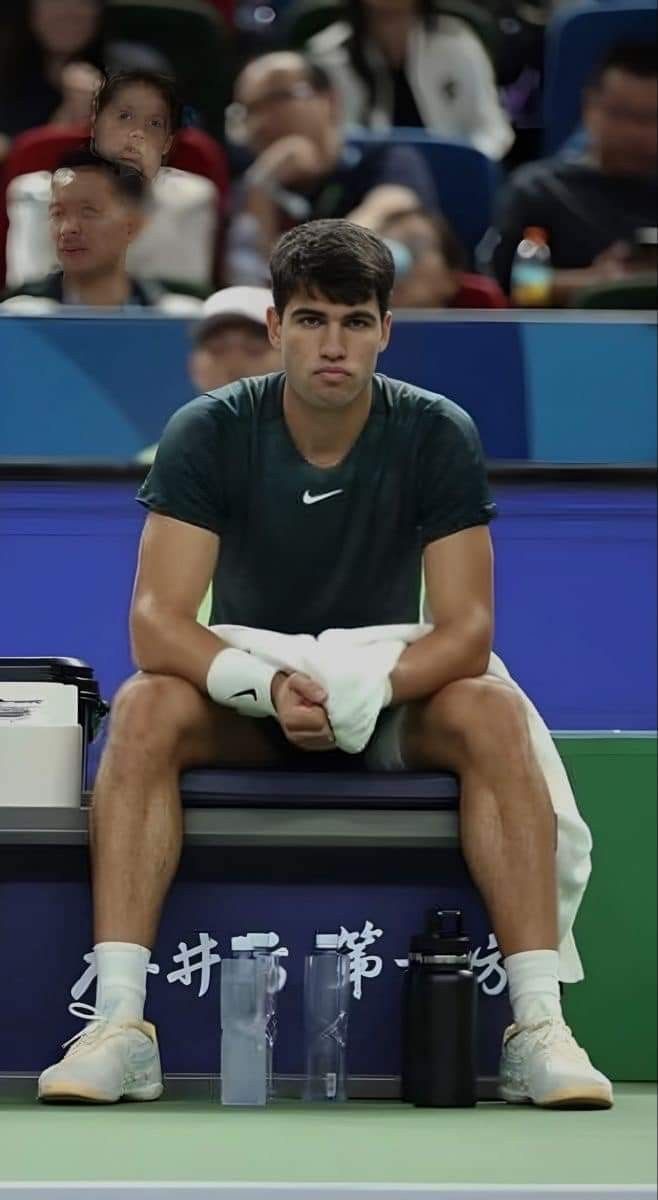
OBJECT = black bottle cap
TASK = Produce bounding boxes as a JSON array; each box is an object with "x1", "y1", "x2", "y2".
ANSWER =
[{"x1": 409, "y1": 909, "x2": 471, "y2": 956}]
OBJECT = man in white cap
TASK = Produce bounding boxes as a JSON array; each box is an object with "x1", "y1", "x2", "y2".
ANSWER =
[
  {"x1": 138, "y1": 285, "x2": 281, "y2": 464},
  {"x1": 188, "y1": 285, "x2": 282, "y2": 394}
]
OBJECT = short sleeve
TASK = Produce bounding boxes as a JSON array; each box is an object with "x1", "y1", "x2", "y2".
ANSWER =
[
  {"x1": 417, "y1": 404, "x2": 496, "y2": 545},
  {"x1": 136, "y1": 397, "x2": 227, "y2": 536}
]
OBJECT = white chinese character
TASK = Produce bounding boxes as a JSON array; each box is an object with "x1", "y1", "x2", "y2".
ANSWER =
[
  {"x1": 166, "y1": 933, "x2": 221, "y2": 998},
  {"x1": 339, "y1": 920, "x2": 383, "y2": 1000},
  {"x1": 470, "y1": 932, "x2": 507, "y2": 996},
  {"x1": 71, "y1": 950, "x2": 160, "y2": 1001},
  {"x1": 244, "y1": 931, "x2": 289, "y2": 992}
]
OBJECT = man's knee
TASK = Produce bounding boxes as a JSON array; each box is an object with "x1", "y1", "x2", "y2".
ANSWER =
[
  {"x1": 424, "y1": 675, "x2": 530, "y2": 761},
  {"x1": 108, "y1": 673, "x2": 203, "y2": 755}
]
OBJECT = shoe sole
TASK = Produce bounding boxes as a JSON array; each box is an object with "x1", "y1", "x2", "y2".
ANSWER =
[
  {"x1": 499, "y1": 1084, "x2": 613, "y2": 1109},
  {"x1": 38, "y1": 1082, "x2": 163, "y2": 1104}
]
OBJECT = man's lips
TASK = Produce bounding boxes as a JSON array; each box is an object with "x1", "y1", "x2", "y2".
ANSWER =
[
  {"x1": 314, "y1": 367, "x2": 350, "y2": 376},
  {"x1": 59, "y1": 246, "x2": 88, "y2": 254}
]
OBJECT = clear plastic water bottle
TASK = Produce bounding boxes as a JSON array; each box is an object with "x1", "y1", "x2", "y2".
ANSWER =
[
  {"x1": 511, "y1": 226, "x2": 553, "y2": 307},
  {"x1": 303, "y1": 933, "x2": 350, "y2": 1102},
  {"x1": 249, "y1": 932, "x2": 279, "y2": 1097},
  {"x1": 220, "y1": 953, "x2": 268, "y2": 1106}
]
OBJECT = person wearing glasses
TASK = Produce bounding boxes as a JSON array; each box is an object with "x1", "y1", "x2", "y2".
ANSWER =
[
  {"x1": 224, "y1": 51, "x2": 439, "y2": 287},
  {"x1": 483, "y1": 42, "x2": 657, "y2": 306}
]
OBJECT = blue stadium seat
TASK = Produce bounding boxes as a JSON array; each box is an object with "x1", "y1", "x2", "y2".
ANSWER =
[
  {"x1": 543, "y1": 0, "x2": 658, "y2": 153},
  {"x1": 346, "y1": 128, "x2": 501, "y2": 253}
]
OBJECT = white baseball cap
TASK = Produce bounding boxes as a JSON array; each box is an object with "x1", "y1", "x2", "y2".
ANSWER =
[{"x1": 197, "y1": 286, "x2": 273, "y2": 341}]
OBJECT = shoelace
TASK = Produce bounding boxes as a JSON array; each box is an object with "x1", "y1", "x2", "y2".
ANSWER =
[
  {"x1": 61, "y1": 1002, "x2": 111, "y2": 1053},
  {"x1": 520, "y1": 1019, "x2": 589, "y2": 1062}
]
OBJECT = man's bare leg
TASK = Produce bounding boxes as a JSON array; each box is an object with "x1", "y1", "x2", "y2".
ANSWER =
[
  {"x1": 401, "y1": 673, "x2": 613, "y2": 1108},
  {"x1": 403, "y1": 674, "x2": 557, "y2": 956},
  {"x1": 90, "y1": 672, "x2": 285, "y2": 948}
]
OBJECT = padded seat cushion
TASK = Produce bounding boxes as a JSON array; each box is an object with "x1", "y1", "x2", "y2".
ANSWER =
[{"x1": 180, "y1": 768, "x2": 459, "y2": 809}]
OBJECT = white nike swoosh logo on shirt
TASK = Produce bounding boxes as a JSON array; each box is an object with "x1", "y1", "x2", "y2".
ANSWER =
[{"x1": 302, "y1": 489, "x2": 344, "y2": 505}]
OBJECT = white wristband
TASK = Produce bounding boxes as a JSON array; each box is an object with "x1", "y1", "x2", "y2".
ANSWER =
[{"x1": 206, "y1": 647, "x2": 278, "y2": 718}]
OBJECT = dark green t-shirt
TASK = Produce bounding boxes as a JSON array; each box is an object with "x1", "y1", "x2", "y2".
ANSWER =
[{"x1": 137, "y1": 371, "x2": 496, "y2": 635}]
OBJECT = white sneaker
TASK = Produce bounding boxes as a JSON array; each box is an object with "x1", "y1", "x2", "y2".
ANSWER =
[
  {"x1": 38, "y1": 1003, "x2": 163, "y2": 1104},
  {"x1": 499, "y1": 1017, "x2": 614, "y2": 1109}
]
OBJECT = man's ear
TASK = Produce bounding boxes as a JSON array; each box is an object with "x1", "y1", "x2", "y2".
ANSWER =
[
  {"x1": 379, "y1": 309, "x2": 392, "y2": 352},
  {"x1": 266, "y1": 305, "x2": 282, "y2": 349},
  {"x1": 162, "y1": 133, "x2": 174, "y2": 162}
]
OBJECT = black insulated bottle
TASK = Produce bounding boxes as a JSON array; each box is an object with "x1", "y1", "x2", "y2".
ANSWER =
[{"x1": 401, "y1": 909, "x2": 477, "y2": 1107}]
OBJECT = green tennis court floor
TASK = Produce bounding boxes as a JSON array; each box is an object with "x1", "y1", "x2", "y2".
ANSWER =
[{"x1": 0, "y1": 1086, "x2": 655, "y2": 1191}]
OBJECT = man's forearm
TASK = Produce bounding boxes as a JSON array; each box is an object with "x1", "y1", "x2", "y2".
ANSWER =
[
  {"x1": 130, "y1": 607, "x2": 227, "y2": 694},
  {"x1": 389, "y1": 622, "x2": 491, "y2": 705}
]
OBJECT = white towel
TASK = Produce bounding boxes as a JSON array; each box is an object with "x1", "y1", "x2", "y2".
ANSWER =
[{"x1": 209, "y1": 622, "x2": 592, "y2": 982}]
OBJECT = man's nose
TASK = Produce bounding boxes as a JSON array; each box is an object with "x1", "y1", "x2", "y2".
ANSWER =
[
  {"x1": 59, "y1": 214, "x2": 81, "y2": 237},
  {"x1": 319, "y1": 325, "x2": 346, "y2": 359}
]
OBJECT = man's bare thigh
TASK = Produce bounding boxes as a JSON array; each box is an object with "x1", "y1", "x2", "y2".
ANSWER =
[{"x1": 125, "y1": 672, "x2": 291, "y2": 771}]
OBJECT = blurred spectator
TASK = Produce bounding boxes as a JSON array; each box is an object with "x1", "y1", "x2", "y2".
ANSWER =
[
  {"x1": 5, "y1": 71, "x2": 220, "y2": 293},
  {"x1": 188, "y1": 285, "x2": 281, "y2": 392},
  {"x1": 225, "y1": 51, "x2": 439, "y2": 286},
  {"x1": 0, "y1": 0, "x2": 106, "y2": 156},
  {"x1": 1, "y1": 149, "x2": 201, "y2": 312},
  {"x1": 484, "y1": 42, "x2": 658, "y2": 304},
  {"x1": 138, "y1": 284, "x2": 281, "y2": 462},
  {"x1": 91, "y1": 69, "x2": 179, "y2": 180},
  {"x1": 376, "y1": 201, "x2": 507, "y2": 307},
  {"x1": 306, "y1": 0, "x2": 513, "y2": 159}
]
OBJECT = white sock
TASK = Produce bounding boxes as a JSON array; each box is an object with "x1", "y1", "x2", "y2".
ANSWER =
[
  {"x1": 94, "y1": 942, "x2": 150, "y2": 1024},
  {"x1": 504, "y1": 949, "x2": 562, "y2": 1027}
]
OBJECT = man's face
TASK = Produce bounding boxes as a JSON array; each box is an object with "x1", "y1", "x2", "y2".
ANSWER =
[
  {"x1": 361, "y1": 0, "x2": 418, "y2": 60},
  {"x1": 93, "y1": 82, "x2": 173, "y2": 181},
  {"x1": 267, "y1": 289, "x2": 392, "y2": 411},
  {"x1": 235, "y1": 61, "x2": 333, "y2": 156},
  {"x1": 585, "y1": 68, "x2": 657, "y2": 176},
  {"x1": 190, "y1": 320, "x2": 282, "y2": 393},
  {"x1": 49, "y1": 168, "x2": 141, "y2": 277}
]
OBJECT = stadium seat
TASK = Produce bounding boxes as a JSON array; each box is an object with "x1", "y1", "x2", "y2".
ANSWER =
[
  {"x1": 104, "y1": 0, "x2": 233, "y2": 142},
  {"x1": 571, "y1": 273, "x2": 658, "y2": 309},
  {"x1": 543, "y1": 0, "x2": 658, "y2": 153},
  {"x1": 453, "y1": 273, "x2": 508, "y2": 307},
  {"x1": 346, "y1": 129, "x2": 500, "y2": 252}
]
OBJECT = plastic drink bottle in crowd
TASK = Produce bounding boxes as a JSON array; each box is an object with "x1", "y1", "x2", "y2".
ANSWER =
[
  {"x1": 220, "y1": 948, "x2": 268, "y2": 1106},
  {"x1": 303, "y1": 933, "x2": 350, "y2": 1102},
  {"x1": 249, "y1": 932, "x2": 279, "y2": 1097},
  {"x1": 510, "y1": 226, "x2": 553, "y2": 307},
  {"x1": 401, "y1": 909, "x2": 477, "y2": 1107}
]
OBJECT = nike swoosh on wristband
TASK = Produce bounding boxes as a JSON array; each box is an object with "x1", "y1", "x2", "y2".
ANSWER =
[
  {"x1": 229, "y1": 688, "x2": 258, "y2": 702},
  {"x1": 302, "y1": 489, "x2": 343, "y2": 505}
]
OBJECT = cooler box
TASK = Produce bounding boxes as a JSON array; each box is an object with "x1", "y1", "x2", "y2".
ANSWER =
[{"x1": 0, "y1": 658, "x2": 106, "y2": 807}]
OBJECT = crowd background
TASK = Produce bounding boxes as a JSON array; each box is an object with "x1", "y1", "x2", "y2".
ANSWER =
[{"x1": 0, "y1": 0, "x2": 655, "y2": 329}]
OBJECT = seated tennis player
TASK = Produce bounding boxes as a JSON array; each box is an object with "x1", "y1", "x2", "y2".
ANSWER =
[{"x1": 38, "y1": 219, "x2": 613, "y2": 1109}]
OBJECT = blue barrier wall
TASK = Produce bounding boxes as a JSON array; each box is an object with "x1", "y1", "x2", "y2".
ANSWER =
[
  {"x1": 2, "y1": 469, "x2": 655, "y2": 733},
  {"x1": 1, "y1": 313, "x2": 656, "y2": 462}
]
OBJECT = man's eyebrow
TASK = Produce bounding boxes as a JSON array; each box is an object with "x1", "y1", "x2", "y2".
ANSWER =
[{"x1": 290, "y1": 306, "x2": 377, "y2": 322}]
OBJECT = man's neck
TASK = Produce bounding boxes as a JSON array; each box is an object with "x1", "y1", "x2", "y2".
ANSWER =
[
  {"x1": 62, "y1": 265, "x2": 133, "y2": 308},
  {"x1": 282, "y1": 378, "x2": 373, "y2": 468}
]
